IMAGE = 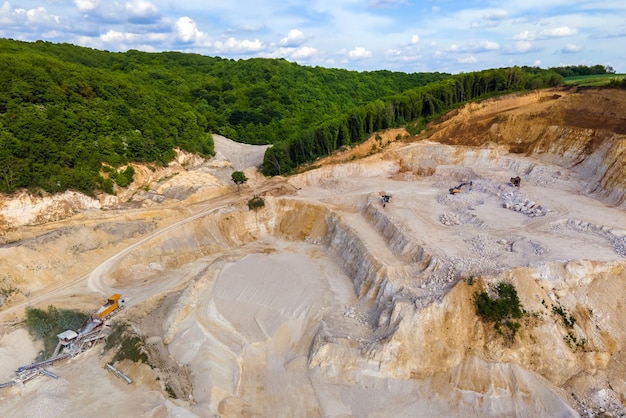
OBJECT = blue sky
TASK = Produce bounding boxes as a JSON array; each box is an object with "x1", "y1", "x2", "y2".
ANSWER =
[{"x1": 2, "y1": 0, "x2": 625, "y2": 73}]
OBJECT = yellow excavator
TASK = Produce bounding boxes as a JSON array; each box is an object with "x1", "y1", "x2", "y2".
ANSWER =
[{"x1": 449, "y1": 181, "x2": 473, "y2": 194}]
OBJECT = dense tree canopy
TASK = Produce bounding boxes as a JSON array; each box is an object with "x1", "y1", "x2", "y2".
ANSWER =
[
  {"x1": 2, "y1": 39, "x2": 597, "y2": 193},
  {"x1": 0, "y1": 39, "x2": 449, "y2": 195},
  {"x1": 261, "y1": 66, "x2": 565, "y2": 175}
]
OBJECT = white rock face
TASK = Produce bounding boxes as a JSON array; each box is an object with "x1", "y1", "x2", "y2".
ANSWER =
[{"x1": 0, "y1": 190, "x2": 100, "y2": 230}]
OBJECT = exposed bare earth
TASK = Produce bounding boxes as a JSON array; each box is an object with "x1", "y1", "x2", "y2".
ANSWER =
[{"x1": 1, "y1": 87, "x2": 626, "y2": 417}]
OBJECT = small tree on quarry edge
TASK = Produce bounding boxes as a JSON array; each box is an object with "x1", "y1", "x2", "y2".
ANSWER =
[{"x1": 231, "y1": 171, "x2": 248, "y2": 193}]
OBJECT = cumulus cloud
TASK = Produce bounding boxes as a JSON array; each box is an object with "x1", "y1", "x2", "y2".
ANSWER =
[
  {"x1": 446, "y1": 40, "x2": 499, "y2": 53},
  {"x1": 458, "y1": 55, "x2": 477, "y2": 64},
  {"x1": 125, "y1": 0, "x2": 159, "y2": 19},
  {"x1": 348, "y1": 47, "x2": 372, "y2": 60},
  {"x1": 26, "y1": 7, "x2": 60, "y2": 25},
  {"x1": 512, "y1": 27, "x2": 576, "y2": 42},
  {"x1": 410, "y1": 34, "x2": 419, "y2": 44},
  {"x1": 540, "y1": 26, "x2": 577, "y2": 38},
  {"x1": 471, "y1": 20, "x2": 499, "y2": 29},
  {"x1": 479, "y1": 40, "x2": 499, "y2": 51},
  {"x1": 385, "y1": 49, "x2": 402, "y2": 56},
  {"x1": 290, "y1": 46, "x2": 317, "y2": 59},
  {"x1": 513, "y1": 41, "x2": 533, "y2": 52},
  {"x1": 213, "y1": 37, "x2": 263, "y2": 54},
  {"x1": 101, "y1": 29, "x2": 138, "y2": 43},
  {"x1": 175, "y1": 17, "x2": 204, "y2": 43},
  {"x1": 280, "y1": 29, "x2": 305, "y2": 47},
  {"x1": 0, "y1": 2, "x2": 11, "y2": 25},
  {"x1": 7, "y1": 5, "x2": 60, "y2": 27},
  {"x1": 561, "y1": 43, "x2": 582, "y2": 53},
  {"x1": 263, "y1": 45, "x2": 318, "y2": 62},
  {"x1": 74, "y1": 0, "x2": 99, "y2": 13},
  {"x1": 502, "y1": 40, "x2": 538, "y2": 55},
  {"x1": 513, "y1": 30, "x2": 535, "y2": 41}
]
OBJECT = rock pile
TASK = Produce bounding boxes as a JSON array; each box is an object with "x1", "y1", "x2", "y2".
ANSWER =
[
  {"x1": 501, "y1": 189, "x2": 546, "y2": 217},
  {"x1": 552, "y1": 219, "x2": 626, "y2": 258}
]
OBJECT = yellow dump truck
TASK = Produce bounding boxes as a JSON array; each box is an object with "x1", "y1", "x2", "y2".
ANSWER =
[{"x1": 93, "y1": 294, "x2": 126, "y2": 320}]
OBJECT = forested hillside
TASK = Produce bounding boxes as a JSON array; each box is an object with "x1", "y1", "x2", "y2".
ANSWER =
[
  {"x1": 0, "y1": 39, "x2": 582, "y2": 192},
  {"x1": 261, "y1": 66, "x2": 565, "y2": 175},
  {"x1": 0, "y1": 39, "x2": 449, "y2": 195}
]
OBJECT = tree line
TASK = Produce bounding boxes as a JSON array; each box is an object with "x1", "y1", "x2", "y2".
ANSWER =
[
  {"x1": 261, "y1": 66, "x2": 564, "y2": 175},
  {"x1": 0, "y1": 38, "x2": 609, "y2": 193},
  {"x1": 0, "y1": 39, "x2": 448, "y2": 195}
]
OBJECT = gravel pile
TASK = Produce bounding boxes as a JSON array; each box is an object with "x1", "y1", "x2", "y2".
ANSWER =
[
  {"x1": 501, "y1": 189, "x2": 546, "y2": 217},
  {"x1": 552, "y1": 219, "x2": 626, "y2": 258},
  {"x1": 571, "y1": 388, "x2": 626, "y2": 418}
]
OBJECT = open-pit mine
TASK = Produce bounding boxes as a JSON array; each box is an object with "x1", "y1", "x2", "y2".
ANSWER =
[{"x1": 1, "y1": 88, "x2": 625, "y2": 417}]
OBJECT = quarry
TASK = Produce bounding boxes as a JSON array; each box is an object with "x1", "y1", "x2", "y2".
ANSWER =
[{"x1": 0, "y1": 87, "x2": 626, "y2": 417}]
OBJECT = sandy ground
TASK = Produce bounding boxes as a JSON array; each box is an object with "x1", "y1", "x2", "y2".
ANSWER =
[{"x1": 0, "y1": 88, "x2": 625, "y2": 417}]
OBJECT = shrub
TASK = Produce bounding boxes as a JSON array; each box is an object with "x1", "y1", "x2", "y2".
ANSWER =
[
  {"x1": 105, "y1": 322, "x2": 149, "y2": 364},
  {"x1": 25, "y1": 305, "x2": 90, "y2": 359},
  {"x1": 248, "y1": 196, "x2": 265, "y2": 210},
  {"x1": 474, "y1": 282, "x2": 524, "y2": 340},
  {"x1": 552, "y1": 304, "x2": 576, "y2": 328}
]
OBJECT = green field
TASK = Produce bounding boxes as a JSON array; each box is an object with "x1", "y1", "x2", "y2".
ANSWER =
[{"x1": 564, "y1": 74, "x2": 626, "y2": 86}]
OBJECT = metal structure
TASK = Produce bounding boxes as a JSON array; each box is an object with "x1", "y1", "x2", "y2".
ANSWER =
[{"x1": 1, "y1": 294, "x2": 125, "y2": 389}]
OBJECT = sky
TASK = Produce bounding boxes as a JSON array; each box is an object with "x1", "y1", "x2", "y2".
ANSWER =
[{"x1": 1, "y1": 0, "x2": 625, "y2": 74}]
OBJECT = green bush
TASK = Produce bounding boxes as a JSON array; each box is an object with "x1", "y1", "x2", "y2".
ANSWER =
[
  {"x1": 474, "y1": 282, "x2": 523, "y2": 322},
  {"x1": 474, "y1": 282, "x2": 523, "y2": 340},
  {"x1": 25, "y1": 305, "x2": 89, "y2": 359},
  {"x1": 105, "y1": 322, "x2": 149, "y2": 364},
  {"x1": 248, "y1": 196, "x2": 265, "y2": 210}
]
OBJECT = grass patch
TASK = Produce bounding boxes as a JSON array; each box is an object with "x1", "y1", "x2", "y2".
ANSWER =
[
  {"x1": 105, "y1": 322, "x2": 149, "y2": 364},
  {"x1": 564, "y1": 74, "x2": 626, "y2": 87},
  {"x1": 474, "y1": 282, "x2": 524, "y2": 341},
  {"x1": 24, "y1": 305, "x2": 90, "y2": 360}
]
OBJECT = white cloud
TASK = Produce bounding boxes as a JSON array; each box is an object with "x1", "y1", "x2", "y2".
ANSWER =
[
  {"x1": 175, "y1": 17, "x2": 204, "y2": 43},
  {"x1": 471, "y1": 20, "x2": 498, "y2": 29},
  {"x1": 446, "y1": 40, "x2": 499, "y2": 53},
  {"x1": 458, "y1": 55, "x2": 477, "y2": 64},
  {"x1": 513, "y1": 41, "x2": 533, "y2": 53},
  {"x1": 540, "y1": 26, "x2": 577, "y2": 38},
  {"x1": 101, "y1": 29, "x2": 138, "y2": 43},
  {"x1": 213, "y1": 37, "x2": 264, "y2": 53},
  {"x1": 385, "y1": 49, "x2": 402, "y2": 56},
  {"x1": 410, "y1": 34, "x2": 419, "y2": 44},
  {"x1": 348, "y1": 47, "x2": 372, "y2": 60},
  {"x1": 291, "y1": 46, "x2": 317, "y2": 59},
  {"x1": 561, "y1": 43, "x2": 582, "y2": 53},
  {"x1": 483, "y1": 10, "x2": 509, "y2": 21},
  {"x1": 74, "y1": 0, "x2": 99, "y2": 13},
  {"x1": 124, "y1": 0, "x2": 158, "y2": 18},
  {"x1": 26, "y1": 7, "x2": 59, "y2": 25},
  {"x1": 280, "y1": 29, "x2": 304, "y2": 47},
  {"x1": 479, "y1": 40, "x2": 499, "y2": 51},
  {"x1": 369, "y1": 0, "x2": 408, "y2": 7},
  {"x1": 0, "y1": 2, "x2": 11, "y2": 25},
  {"x1": 513, "y1": 30, "x2": 536, "y2": 41}
]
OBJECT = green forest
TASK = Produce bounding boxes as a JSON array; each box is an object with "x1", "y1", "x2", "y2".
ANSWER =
[{"x1": 0, "y1": 38, "x2": 582, "y2": 194}]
